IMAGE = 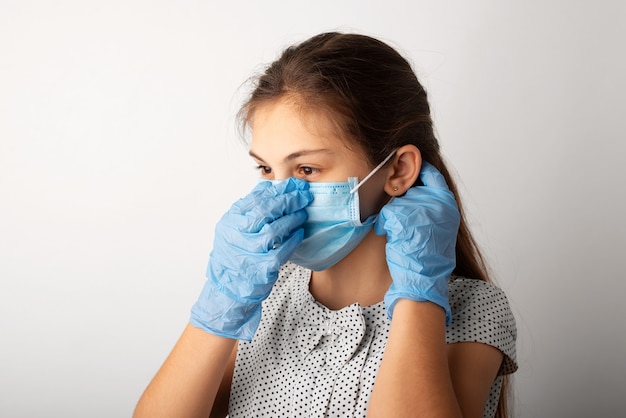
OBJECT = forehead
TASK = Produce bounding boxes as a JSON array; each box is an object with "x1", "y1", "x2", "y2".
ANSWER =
[{"x1": 249, "y1": 98, "x2": 362, "y2": 159}]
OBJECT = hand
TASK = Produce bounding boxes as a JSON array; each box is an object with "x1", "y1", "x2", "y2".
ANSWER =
[
  {"x1": 374, "y1": 162, "x2": 460, "y2": 323},
  {"x1": 190, "y1": 178, "x2": 313, "y2": 340}
]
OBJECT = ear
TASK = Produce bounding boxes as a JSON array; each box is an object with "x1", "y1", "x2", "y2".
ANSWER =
[{"x1": 384, "y1": 145, "x2": 421, "y2": 196}]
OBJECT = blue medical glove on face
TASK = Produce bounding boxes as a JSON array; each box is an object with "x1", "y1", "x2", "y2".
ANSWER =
[
  {"x1": 374, "y1": 162, "x2": 460, "y2": 324},
  {"x1": 190, "y1": 178, "x2": 313, "y2": 341}
]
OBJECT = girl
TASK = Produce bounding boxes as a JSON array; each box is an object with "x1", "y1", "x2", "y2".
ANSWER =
[{"x1": 134, "y1": 32, "x2": 517, "y2": 418}]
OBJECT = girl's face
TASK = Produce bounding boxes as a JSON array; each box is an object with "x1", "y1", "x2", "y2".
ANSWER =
[{"x1": 249, "y1": 98, "x2": 390, "y2": 219}]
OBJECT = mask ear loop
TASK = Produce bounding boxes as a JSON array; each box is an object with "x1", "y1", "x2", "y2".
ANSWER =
[{"x1": 349, "y1": 149, "x2": 397, "y2": 194}]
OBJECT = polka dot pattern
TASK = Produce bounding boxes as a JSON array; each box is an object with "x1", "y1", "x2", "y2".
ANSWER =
[
  {"x1": 228, "y1": 263, "x2": 517, "y2": 417},
  {"x1": 447, "y1": 275, "x2": 518, "y2": 417}
]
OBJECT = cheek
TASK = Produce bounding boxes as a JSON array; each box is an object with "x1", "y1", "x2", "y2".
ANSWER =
[{"x1": 357, "y1": 176, "x2": 390, "y2": 220}]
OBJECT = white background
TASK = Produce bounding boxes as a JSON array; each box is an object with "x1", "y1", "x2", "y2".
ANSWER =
[{"x1": 1, "y1": 1, "x2": 624, "y2": 417}]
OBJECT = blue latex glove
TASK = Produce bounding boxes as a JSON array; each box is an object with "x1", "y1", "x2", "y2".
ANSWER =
[
  {"x1": 374, "y1": 162, "x2": 460, "y2": 324},
  {"x1": 190, "y1": 178, "x2": 313, "y2": 341}
]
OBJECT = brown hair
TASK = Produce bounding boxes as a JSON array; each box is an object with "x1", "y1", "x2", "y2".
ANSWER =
[{"x1": 239, "y1": 32, "x2": 510, "y2": 416}]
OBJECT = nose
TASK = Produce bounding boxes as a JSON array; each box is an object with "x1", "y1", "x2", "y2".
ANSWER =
[{"x1": 271, "y1": 168, "x2": 293, "y2": 181}]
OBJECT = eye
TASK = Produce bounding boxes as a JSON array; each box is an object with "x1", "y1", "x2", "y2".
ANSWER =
[
  {"x1": 256, "y1": 165, "x2": 273, "y2": 176},
  {"x1": 298, "y1": 166, "x2": 320, "y2": 177}
]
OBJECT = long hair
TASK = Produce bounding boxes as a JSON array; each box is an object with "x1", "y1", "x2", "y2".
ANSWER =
[{"x1": 239, "y1": 32, "x2": 510, "y2": 417}]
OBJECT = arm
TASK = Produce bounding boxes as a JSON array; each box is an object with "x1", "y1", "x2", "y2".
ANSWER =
[
  {"x1": 135, "y1": 179, "x2": 311, "y2": 417},
  {"x1": 210, "y1": 342, "x2": 238, "y2": 418},
  {"x1": 447, "y1": 342, "x2": 503, "y2": 417},
  {"x1": 369, "y1": 301, "x2": 504, "y2": 418},
  {"x1": 368, "y1": 300, "x2": 461, "y2": 418},
  {"x1": 133, "y1": 324, "x2": 236, "y2": 418},
  {"x1": 370, "y1": 162, "x2": 465, "y2": 416}
]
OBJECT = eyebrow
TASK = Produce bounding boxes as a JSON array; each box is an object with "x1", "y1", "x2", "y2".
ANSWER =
[{"x1": 248, "y1": 148, "x2": 332, "y2": 163}]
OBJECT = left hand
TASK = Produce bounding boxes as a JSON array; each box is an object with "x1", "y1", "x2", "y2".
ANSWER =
[
  {"x1": 374, "y1": 162, "x2": 460, "y2": 323},
  {"x1": 190, "y1": 178, "x2": 312, "y2": 341}
]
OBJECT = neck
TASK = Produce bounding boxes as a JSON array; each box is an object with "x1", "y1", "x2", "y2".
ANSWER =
[{"x1": 309, "y1": 229, "x2": 392, "y2": 310}]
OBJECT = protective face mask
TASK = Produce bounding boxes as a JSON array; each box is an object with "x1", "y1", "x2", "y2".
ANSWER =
[{"x1": 288, "y1": 150, "x2": 396, "y2": 271}]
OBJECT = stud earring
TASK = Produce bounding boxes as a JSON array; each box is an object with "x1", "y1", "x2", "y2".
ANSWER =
[{"x1": 392, "y1": 186, "x2": 399, "y2": 191}]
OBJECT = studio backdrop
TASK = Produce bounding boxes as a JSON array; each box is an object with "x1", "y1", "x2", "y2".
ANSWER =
[{"x1": 1, "y1": 1, "x2": 624, "y2": 417}]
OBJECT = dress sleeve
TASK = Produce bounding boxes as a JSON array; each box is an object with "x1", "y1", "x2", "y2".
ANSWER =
[{"x1": 446, "y1": 277, "x2": 518, "y2": 375}]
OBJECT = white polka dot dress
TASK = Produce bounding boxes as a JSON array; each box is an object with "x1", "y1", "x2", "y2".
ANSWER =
[{"x1": 228, "y1": 263, "x2": 517, "y2": 417}]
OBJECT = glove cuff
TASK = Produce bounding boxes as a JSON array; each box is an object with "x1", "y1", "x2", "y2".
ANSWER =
[
  {"x1": 190, "y1": 279, "x2": 262, "y2": 341},
  {"x1": 384, "y1": 291, "x2": 452, "y2": 325}
]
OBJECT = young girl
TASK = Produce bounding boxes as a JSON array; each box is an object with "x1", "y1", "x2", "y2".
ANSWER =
[{"x1": 134, "y1": 32, "x2": 517, "y2": 418}]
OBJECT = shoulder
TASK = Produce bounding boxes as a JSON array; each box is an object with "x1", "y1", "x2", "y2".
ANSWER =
[
  {"x1": 448, "y1": 277, "x2": 513, "y2": 320},
  {"x1": 446, "y1": 276, "x2": 518, "y2": 375}
]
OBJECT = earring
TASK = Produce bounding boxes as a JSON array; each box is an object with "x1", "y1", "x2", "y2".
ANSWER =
[{"x1": 392, "y1": 186, "x2": 399, "y2": 191}]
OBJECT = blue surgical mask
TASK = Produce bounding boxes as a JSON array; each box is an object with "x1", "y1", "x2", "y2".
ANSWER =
[{"x1": 288, "y1": 150, "x2": 396, "y2": 271}]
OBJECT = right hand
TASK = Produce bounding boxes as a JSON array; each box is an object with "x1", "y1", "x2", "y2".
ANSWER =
[
  {"x1": 190, "y1": 178, "x2": 312, "y2": 341},
  {"x1": 374, "y1": 162, "x2": 460, "y2": 323}
]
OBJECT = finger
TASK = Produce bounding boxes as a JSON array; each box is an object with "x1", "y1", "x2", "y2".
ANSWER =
[
  {"x1": 260, "y1": 209, "x2": 308, "y2": 250},
  {"x1": 244, "y1": 189, "x2": 312, "y2": 232},
  {"x1": 229, "y1": 181, "x2": 272, "y2": 214},
  {"x1": 236, "y1": 227, "x2": 305, "y2": 296},
  {"x1": 270, "y1": 227, "x2": 305, "y2": 266},
  {"x1": 249, "y1": 177, "x2": 310, "y2": 203},
  {"x1": 228, "y1": 189, "x2": 311, "y2": 233},
  {"x1": 373, "y1": 209, "x2": 390, "y2": 236},
  {"x1": 230, "y1": 179, "x2": 296, "y2": 214},
  {"x1": 231, "y1": 179, "x2": 312, "y2": 218},
  {"x1": 270, "y1": 177, "x2": 310, "y2": 194},
  {"x1": 419, "y1": 162, "x2": 450, "y2": 190},
  {"x1": 231, "y1": 210, "x2": 307, "y2": 253}
]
